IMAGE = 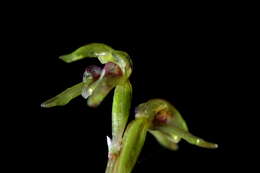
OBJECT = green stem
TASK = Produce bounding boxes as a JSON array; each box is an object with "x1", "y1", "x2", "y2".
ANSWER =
[{"x1": 105, "y1": 80, "x2": 132, "y2": 173}]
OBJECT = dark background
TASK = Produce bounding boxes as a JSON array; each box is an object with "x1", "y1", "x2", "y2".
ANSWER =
[{"x1": 6, "y1": 3, "x2": 244, "y2": 172}]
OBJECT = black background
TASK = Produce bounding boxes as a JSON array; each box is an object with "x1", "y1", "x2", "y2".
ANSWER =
[{"x1": 6, "y1": 3, "x2": 243, "y2": 172}]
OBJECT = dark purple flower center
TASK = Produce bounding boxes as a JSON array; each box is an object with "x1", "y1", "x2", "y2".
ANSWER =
[{"x1": 85, "y1": 65, "x2": 102, "y2": 79}]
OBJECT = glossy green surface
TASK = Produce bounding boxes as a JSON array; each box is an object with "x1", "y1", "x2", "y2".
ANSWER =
[
  {"x1": 149, "y1": 130, "x2": 179, "y2": 150},
  {"x1": 156, "y1": 125, "x2": 218, "y2": 149},
  {"x1": 112, "y1": 80, "x2": 132, "y2": 143},
  {"x1": 41, "y1": 82, "x2": 84, "y2": 108},
  {"x1": 116, "y1": 118, "x2": 149, "y2": 173},
  {"x1": 41, "y1": 43, "x2": 218, "y2": 173},
  {"x1": 86, "y1": 70, "x2": 122, "y2": 107},
  {"x1": 59, "y1": 43, "x2": 132, "y2": 79}
]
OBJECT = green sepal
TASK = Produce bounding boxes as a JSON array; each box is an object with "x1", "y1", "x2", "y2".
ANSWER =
[
  {"x1": 59, "y1": 43, "x2": 132, "y2": 79},
  {"x1": 41, "y1": 82, "x2": 84, "y2": 108},
  {"x1": 59, "y1": 43, "x2": 114, "y2": 63},
  {"x1": 148, "y1": 130, "x2": 179, "y2": 151},
  {"x1": 156, "y1": 125, "x2": 218, "y2": 149},
  {"x1": 86, "y1": 72, "x2": 123, "y2": 107}
]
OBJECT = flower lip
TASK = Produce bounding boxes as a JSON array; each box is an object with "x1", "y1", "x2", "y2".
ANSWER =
[
  {"x1": 84, "y1": 62, "x2": 124, "y2": 108},
  {"x1": 84, "y1": 65, "x2": 102, "y2": 79},
  {"x1": 153, "y1": 110, "x2": 171, "y2": 126}
]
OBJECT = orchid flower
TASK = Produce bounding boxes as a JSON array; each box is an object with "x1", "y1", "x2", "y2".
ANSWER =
[
  {"x1": 41, "y1": 43, "x2": 133, "y2": 172},
  {"x1": 114, "y1": 99, "x2": 218, "y2": 173},
  {"x1": 41, "y1": 43, "x2": 218, "y2": 173}
]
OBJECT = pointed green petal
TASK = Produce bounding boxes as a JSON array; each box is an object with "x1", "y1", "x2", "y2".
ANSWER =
[
  {"x1": 157, "y1": 125, "x2": 218, "y2": 149},
  {"x1": 81, "y1": 65, "x2": 102, "y2": 98},
  {"x1": 86, "y1": 63, "x2": 123, "y2": 107},
  {"x1": 41, "y1": 82, "x2": 84, "y2": 108},
  {"x1": 149, "y1": 130, "x2": 179, "y2": 150},
  {"x1": 86, "y1": 76, "x2": 120, "y2": 107}
]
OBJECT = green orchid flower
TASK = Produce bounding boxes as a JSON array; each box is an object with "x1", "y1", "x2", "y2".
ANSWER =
[
  {"x1": 114, "y1": 99, "x2": 218, "y2": 173},
  {"x1": 41, "y1": 43, "x2": 133, "y2": 172},
  {"x1": 41, "y1": 43, "x2": 218, "y2": 173}
]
